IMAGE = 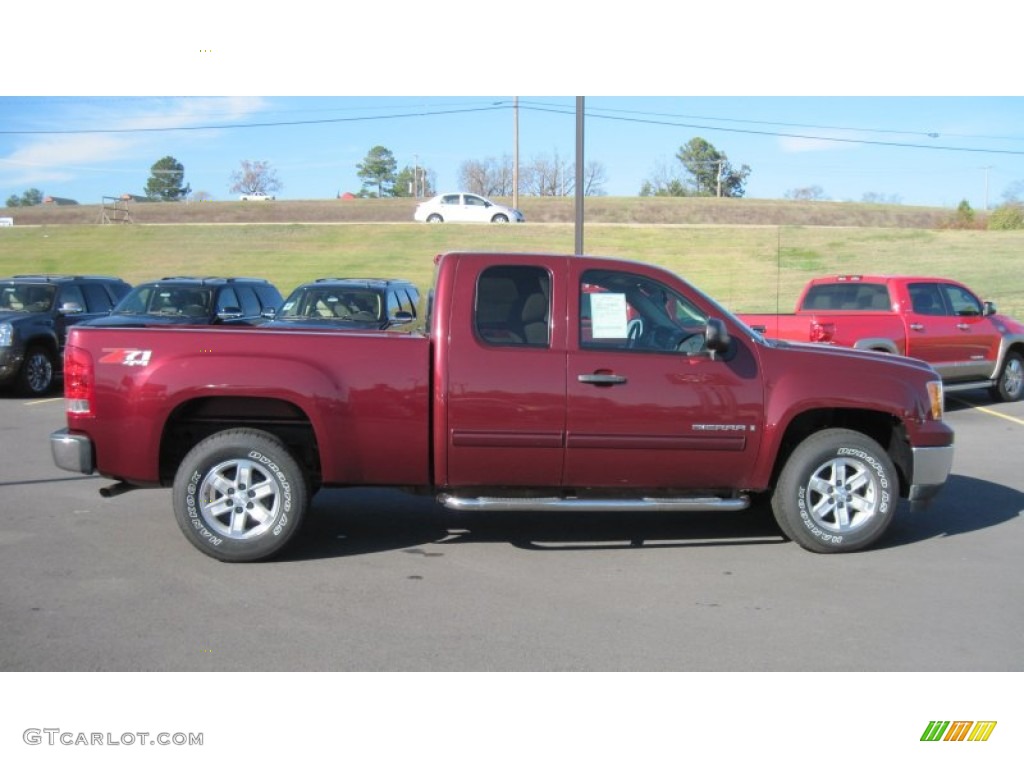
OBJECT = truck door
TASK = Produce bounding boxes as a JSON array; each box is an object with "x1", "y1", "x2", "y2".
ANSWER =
[
  {"x1": 906, "y1": 281, "x2": 995, "y2": 381},
  {"x1": 441, "y1": 257, "x2": 567, "y2": 487},
  {"x1": 564, "y1": 262, "x2": 764, "y2": 490}
]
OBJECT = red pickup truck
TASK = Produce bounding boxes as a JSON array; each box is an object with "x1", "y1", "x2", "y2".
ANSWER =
[
  {"x1": 50, "y1": 252, "x2": 954, "y2": 561},
  {"x1": 737, "y1": 274, "x2": 1024, "y2": 402}
]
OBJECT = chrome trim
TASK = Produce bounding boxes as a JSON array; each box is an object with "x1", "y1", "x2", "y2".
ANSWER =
[
  {"x1": 438, "y1": 494, "x2": 750, "y2": 513},
  {"x1": 907, "y1": 444, "x2": 954, "y2": 502},
  {"x1": 49, "y1": 428, "x2": 95, "y2": 475}
]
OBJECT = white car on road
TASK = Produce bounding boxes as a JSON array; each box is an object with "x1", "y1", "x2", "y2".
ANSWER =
[
  {"x1": 239, "y1": 193, "x2": 275, "y2": 201},
  {"x1": 414, "y1": 193, "x2": 524, "y2": 224}
]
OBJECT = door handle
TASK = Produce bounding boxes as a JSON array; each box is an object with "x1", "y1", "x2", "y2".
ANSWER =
[
  {"x1": 909, "y1": 323, "x2": 925, "y2": 331},
  {"x1": 578, "y1": 373, "x2": 627, "y2": 386},
  {"x1": 957, "y1": 323, "x2": 970, "y2": 331}
]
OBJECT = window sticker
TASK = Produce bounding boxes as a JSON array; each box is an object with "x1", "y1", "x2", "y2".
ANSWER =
[{"x1": 590, "y1": 293, "x2": 629, "y2": 338}]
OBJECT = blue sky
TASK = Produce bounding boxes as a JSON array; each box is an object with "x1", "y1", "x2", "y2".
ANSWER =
[
  {"x1": 1, "y1": 95, "x2": 1022, "y2": 208},
  {"x1": 2, "y1": 5, "x2": 1022, "y2": 208}
]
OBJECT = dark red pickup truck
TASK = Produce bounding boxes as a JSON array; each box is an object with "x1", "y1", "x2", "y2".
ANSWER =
[
  {"x1": 737, "y1": 274, "x2": 1024, "y2": 402},
  {"x1": 51, "y1": 252, "x2": 954, "y2": 561}
]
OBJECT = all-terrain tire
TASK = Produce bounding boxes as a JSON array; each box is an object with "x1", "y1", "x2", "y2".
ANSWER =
[
  {"x1": 172, "y1": 429, "x2": 308, "y2": 562},
  {"x1": 771, "y1": 428, "x2": 898, "y2": 553}
]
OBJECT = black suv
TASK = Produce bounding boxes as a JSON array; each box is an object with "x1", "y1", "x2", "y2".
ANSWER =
[
  {"x1": 0, "y1": 274, "x2": 133, "y2": 395},
  {"x1": 86, "y1": 276, "x2": 283, "y2": 329},
  {"x1": 268, "y1": 277, "x2": 421, "y2": 329}
]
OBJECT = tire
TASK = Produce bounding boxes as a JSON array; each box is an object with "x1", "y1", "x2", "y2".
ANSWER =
[
  {"x1": 172, "y1": 429, "x2": 308, "y2": 562},
  {"x1": 771, "y1": 428, "x2": 898, "y2": 553},
  {"x1": 491, "y1": 213, "x2": 509, "y2": 223},
  {"x1": 17, "y1": 346, "x2": 55, "y2": 396},
  {"x1": 426, "y1": 213, "x2": 443, "y2": 223},
  {"x1": 992, "y1": 350, "x2": 1023, "y2": 402}
]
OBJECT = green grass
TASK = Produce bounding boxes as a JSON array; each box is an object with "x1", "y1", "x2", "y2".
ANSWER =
[{"x1": 3, "y1": 221, "x2": 1023, "y2": 318}]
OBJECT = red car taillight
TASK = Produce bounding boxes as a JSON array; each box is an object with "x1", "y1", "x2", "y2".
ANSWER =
[
  {"x1": 810, "y1": 321, "x2": 836, "y2": 343},
  {"x1": 64, "y1": 343, "x2": 94, "y2": 415}
]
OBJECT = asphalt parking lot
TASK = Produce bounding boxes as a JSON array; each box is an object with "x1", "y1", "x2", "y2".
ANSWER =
[{"x1": 1, "y1": 389, "x2": 1021, "y2": 672}]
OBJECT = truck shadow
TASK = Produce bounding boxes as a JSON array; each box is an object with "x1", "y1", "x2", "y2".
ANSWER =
[{"x1": 283, "y1": 474, "x2": 1020, "y2": 561}]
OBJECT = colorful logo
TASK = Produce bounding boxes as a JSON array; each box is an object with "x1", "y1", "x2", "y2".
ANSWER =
[{"x1": 921, "y1": 721, "x2": 997, "y2": 742}]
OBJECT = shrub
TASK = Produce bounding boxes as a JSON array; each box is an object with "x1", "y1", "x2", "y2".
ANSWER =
[{"x1": 988, "y1": 202, "x2": 1024, "y2": 230}]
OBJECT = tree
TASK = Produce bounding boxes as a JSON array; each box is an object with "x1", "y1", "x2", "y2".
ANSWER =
[
  {"x1": 861, "y1": 192, "x2": 902, "y2": 204},
  {"x1": 5, "y1": 188, "x2": 44, "y2": 207},
  {"x1": 145, "y1": 156, "x2": 191, "y2": 201},
  {"x1": 639, "y1": 158, "x2": 689, "y2": 197},
  {"x1": 229, "y1": 160, "x2": 282, "y2": 197},
  {"x1": 394, "y1": 164, "x2": 435, "y2": 198},
  {"x1": 356, "y1": 146, "x2": 397, "y2": 197},
  {"x1": 458, "y1": 156, "x2": 515, "y2": 197},
  {"x1": 676, "y1": 137, "x2": 750, "y2": 197},
  {"x1": 988, "y1": 202, "x2": 1024, "y2": 230},
  {"x1": 785, "y1": 185, "x2": 828, "y2": 201}
]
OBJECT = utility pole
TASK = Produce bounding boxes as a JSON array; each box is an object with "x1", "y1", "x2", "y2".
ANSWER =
[
  {"x1": 513, "y1": 97, "x2": 519, "y2": 209},
  {"x1": 982, "y1": 165, "x2": 993, "y2": 210},
  {"x1": 574, "y1": 97, "x2": 584, "y2": 255}
]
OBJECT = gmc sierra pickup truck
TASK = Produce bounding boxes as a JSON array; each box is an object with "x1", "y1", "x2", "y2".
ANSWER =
[
  {"x1": 50, "y1": 252, "x2": 954, "y2": 561},
  {"x1": 736, "y1": 274, "x2": 1024, "y2": 402}
]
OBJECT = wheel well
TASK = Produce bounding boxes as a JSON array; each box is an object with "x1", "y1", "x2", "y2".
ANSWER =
[
  {"x1": 159, "y1": 396, "x2": 320, "y2": 487},
  {"x1": 770, "y1": 408, "x2": 909, "y2": 497}
]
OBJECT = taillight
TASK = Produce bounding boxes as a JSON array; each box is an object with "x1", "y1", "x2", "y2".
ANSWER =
[
  {"x1": 64, "y1": 343, "x2": 94, "y2": 415},
  {"x1": 810, "y1": 321, "x2": 836, "y2": 343}
]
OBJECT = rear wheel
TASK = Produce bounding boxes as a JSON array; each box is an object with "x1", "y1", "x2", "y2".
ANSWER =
[
  {"x1": 426, "y1": 213, "x2": 443, "y2": 223},
  {"x1": 18, "y1": 346, "x2": 55, "y2": 396},
  {"x1": 993, "y1": 350, "x2": 1023, "y2": 402},
  {"x1": 772, "y1": 428, "x2": 897, "y2": 553},
  {"x1": 172, "y1": 429, "x2": 308, "y2": 562}
]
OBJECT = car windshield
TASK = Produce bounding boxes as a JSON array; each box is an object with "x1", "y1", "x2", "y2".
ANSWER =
[
  {"x1": 1, "y1": 284, "x2": 57, "y2": 312},
  {"x1": 278, "y1": 288, "x2": 383, "y2": 322},
  {"x1": 114, "y1": 286, "x2": 213, "y2": 317}
]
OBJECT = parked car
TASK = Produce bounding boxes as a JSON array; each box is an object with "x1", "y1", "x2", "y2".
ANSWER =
[
  {"x1": 267, "y1": 278, "x2": 421, "y2": 329},
  {"x1": 239, "y1": 193, "x2": 274, "y2": 201},
  {"x1": 0, "y1": 274, "x2": 132, "y2": 395},
  {"x1": 413, "y1": 193, "x2": 524, "y2": 224},
  {"x1": 84, "y1": 276, "x2": 283, "y2": 328}
]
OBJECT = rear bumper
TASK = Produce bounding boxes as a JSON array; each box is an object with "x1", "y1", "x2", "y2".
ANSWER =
[
  {"x1": 908, "y1": 444, "x2": 954, "y2": 503},
  {"x1": 50, "y1": 428, "x2": 95, "y2": 475}
]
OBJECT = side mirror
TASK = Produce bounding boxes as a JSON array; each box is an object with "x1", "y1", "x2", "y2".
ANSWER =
[
  {"x1": 705, "y1": 317, "x2": 731, "y2": 357},
  {"x1": 390, "y1": 310, "x2": 414, "y2": 326},
  {"x1": 261, "y1": 307, "x2": 277, "y2": 319},
  {"x1": 216, "y1": 307, "x2": 243, "y2": 321},
  {"x1": 58, "y1": 301, "x2": 84, "y2": 315},
  {"x1": 983, "y1": 301, "x2": 997, "y2": 316}
]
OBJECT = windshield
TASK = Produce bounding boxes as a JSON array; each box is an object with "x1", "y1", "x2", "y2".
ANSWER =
[
  {"x1": 114, "y1": 286, "x2": 213, "y2": 317},
  {"x1": 278, "y1": 288, "x2": 383, "y2": 322},
  {"x1": 0, "y1": 284, "x2": 57, "y2": 312}
]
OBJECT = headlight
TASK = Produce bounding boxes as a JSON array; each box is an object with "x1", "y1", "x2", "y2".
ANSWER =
[
  {"x1": 926, "y1": 380, "x2": 944, "y2": 420},
  {"x1": 0, "y1": 322, "x2": 12, "y2": 347}
]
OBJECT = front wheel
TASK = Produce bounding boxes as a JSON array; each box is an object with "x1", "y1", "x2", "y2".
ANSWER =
[
  {"x1": 172, "y1": 429, "x2": 308, "y2": 562},
  {"x1": 491, "y1": 213, "x2": 509, "y2": 223},
  {"x1": 18, "y1": 346, "x2": 55, "y2": 396},
  {"x1": 993, "y1": 350, "x2": 1023, "y2": 402},
  {"x1": 771, "y1": 429, "x2": 898, "y2": 553}
]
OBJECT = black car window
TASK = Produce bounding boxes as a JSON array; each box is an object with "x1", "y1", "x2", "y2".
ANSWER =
[
  {"x1": 253, "y1": 284, "x2": 282, "y2": 312},
  {"x1": 80, "y1": 283, "x2": 116, "y2": 312},
  {"x1": 215, "y1": 287, "x2": 242, "y2": 313},
  {"x1": 56, "y1": 284, "x2": 85, "y2": 311},
  {"x1": 236, "y1": 286, "x2": 261, "y2": 317}
]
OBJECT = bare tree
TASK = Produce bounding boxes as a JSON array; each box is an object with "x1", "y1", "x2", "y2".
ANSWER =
[
  {"x1": 582, "y1": 160, "x2": 608, "y2": 196},
  {"x1": 784, "y1": 185, "x2": 828, "y2": 201},
  {"x1": 229, "y1": 160, "x2": 283, "y2": 197},
  {"x1": 524, "y1": 150, "x2": 574, "y2": 196},
  {"x1": 458, "y1": 155, "x2": 514, "y2": 196}
]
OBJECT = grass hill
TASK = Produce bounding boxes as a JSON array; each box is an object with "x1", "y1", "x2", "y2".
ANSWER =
[{"x1": 3, "y1": 196, "x2": 1021, "y2": 317}]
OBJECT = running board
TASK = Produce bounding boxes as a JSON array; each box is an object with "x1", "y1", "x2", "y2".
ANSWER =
[{"x1": 437, "y1": 494, "x2": 750, "y2": 513}]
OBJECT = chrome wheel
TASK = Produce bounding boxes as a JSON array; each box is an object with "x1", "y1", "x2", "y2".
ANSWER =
[
  {"x1": 198, "y1": 457, "x2": 284, "y2": 540},
  {"x1": 20, "y1": 348, "x2": 54, "y2": 395},
  {"x1": 804, "y1": 455, "x2": 879, "y2": 534},
  {"x1": 997, "y1": 353, "x2": 1023, "y2": 402}
]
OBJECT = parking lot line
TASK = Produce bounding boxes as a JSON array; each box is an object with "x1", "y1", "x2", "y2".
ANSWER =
[
  {"x1": 24, "y1": 397, "x2": 63, "y2": 406},
  {"x1": 951, "y1": 397, "x2": 1024, "y2": 427}
]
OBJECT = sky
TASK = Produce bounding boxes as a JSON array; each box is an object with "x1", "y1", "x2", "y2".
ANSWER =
[
  {"x1": 2, "y1": 95, "x2": 1022, "y2": 208},
  {"x1": 3, "y1": 3, "x2": 1023, "y2": 210}
]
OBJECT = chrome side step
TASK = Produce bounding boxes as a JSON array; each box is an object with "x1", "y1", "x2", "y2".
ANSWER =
[{"x1": 437, "y1": 494, "x2": 750, "y2": 513}]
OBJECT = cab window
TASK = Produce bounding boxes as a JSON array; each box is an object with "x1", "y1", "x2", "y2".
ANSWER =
[
  {"x1": 580, "y1": 269, "x2": 708, "y2": 354},
  {"x1": 475, "y1": 266, "x2": 550, "y2": 347}
]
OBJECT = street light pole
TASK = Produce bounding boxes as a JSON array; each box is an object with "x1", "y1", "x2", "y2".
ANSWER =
[{"x1": 575, "y1": 96, "x2": 584, "y2": 255}]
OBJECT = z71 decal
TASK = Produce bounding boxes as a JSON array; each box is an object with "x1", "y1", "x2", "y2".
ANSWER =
[{"x1": 99, "y1": 348, "x2": 153, "y2": 367}]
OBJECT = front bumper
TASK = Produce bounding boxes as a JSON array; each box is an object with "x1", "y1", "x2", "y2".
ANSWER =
[
  {"x1": 50, "y1": 428, "x2": 95, "y2": 475},
  {"x1": 908, "y1": 444, "x2": 955, "y2": 502}
]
